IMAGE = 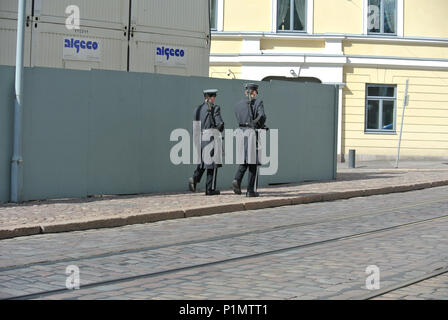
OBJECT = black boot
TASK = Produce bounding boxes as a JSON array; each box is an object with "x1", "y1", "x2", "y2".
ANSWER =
[
  {"x1": 246, "y1": 191, "x2": 259, "y2": 197},
  {"x1": 188, "y1": 177, "x2": 196, "y2": 192},
  {"x1": 206, "y1": 190, "x2": 221, "y2": 196},
  {"x1": 232, "y1": 180, "x2": 242, "y2": 195}
]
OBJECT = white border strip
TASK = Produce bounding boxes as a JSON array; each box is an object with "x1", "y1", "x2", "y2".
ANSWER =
[
  {"x1": 397, "y1": 0, "x2": 404, "y2": 37},
  {"x1": 210, "y1": 54, "x2": 448, "y2": 69},
  {"x1": 307, "y1": 0, "x2": 314, "y2": 35},
  {"x1": 217, "y1": 0, "x2": 224, "y2": 32},
  {"x1": 272, "y1": 0, "x2": 277, "y2": 33},
  {"x1": 348, "y1": 56, "x2": 448, "y2": 68},
  {"x1": 363, "y1": 0, "x2": 368, "y2": 35}
]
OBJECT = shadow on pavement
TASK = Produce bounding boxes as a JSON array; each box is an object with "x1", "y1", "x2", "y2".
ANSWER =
[{"x1": 0, "y1": 172, "x2": 406, "y2": 208}]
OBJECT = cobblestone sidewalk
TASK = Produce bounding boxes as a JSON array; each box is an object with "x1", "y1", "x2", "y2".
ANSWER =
[{"x1": 1, "y1": 168, "x2": 448, "y2": 239}]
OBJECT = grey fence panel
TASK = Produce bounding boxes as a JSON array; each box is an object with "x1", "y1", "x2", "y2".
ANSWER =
[
  {"x1": 255, "y1": 80, "x2": 337, "y2": 185},
  {"x1": 0, "y1": 66, "x2": 15, "y2": 203},
  {"x1": 138, "y1": 73, "x2": 206, "y2": 193},
  {"x1": 0, "y1": 66, "x2": 337, "y2": 202},
  {"x1": 87, "y1": 70, "x2": 142, "y2": 196},
  {"x1": 21, "y1": 67, "x2": 91, "y2": 200}
]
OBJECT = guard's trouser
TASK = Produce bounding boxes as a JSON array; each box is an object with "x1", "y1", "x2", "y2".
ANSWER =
[
  {"x1": 193, "y1": 165, "x2": 218, "y2": 192},
  {"x1": 235, "y1": 164, "x2": 258, "y2": 192}
]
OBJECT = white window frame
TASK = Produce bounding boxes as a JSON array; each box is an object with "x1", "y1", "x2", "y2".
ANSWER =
[
  {"x1": 363, "y1": 0, "x2": 403, "y2": 36},
  {"x1": 210, "y1": 0, "x2": 224, "y2": 32},
  {"x1": 272, "y1": 0, "x2": 313, "y2": 34},
  {"x1": 217, "y1": 0, "x2": 224, "y2": 32},
  {"x1": 365, "y1": 84, "x2": 397, "y2": 133}
]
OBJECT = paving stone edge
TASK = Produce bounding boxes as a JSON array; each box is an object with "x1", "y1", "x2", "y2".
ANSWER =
[{"x1": 1, "y1": 180, "x2": 448, "y2": 240}]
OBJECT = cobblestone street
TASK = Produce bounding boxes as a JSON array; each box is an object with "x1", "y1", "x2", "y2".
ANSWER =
[
  {"x1": 2, "y1": 164, "x2": 448, "y2": 239},
  {"x1": 1, "y1": 185, "x2": 448, "y2": 300}
]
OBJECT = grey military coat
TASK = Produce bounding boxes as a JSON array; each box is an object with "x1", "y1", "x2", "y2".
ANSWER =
[
  {"x1": 194, "y1": 102, "x2": 224, "y2": 169},
  {"x1": 234, "y1": 98, "x2": 267, "y2": 165}
]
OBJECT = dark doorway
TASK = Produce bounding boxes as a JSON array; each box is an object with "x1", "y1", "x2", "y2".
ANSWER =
[{"x1": 262, "y1": 76, "x2": 322, "y2": 83}]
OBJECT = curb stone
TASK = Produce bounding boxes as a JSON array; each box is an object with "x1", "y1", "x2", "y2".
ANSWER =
[
  {"x1": 431, "y1": 180, "x2": 448, "y2": 188},
  {"x1": 291, "y1": 194, "x2": 323, "y2": 205},
  {"x1": 184, "y1": 204, "x2": 245, "y2": 218},
  {"x1": 1, "y1": 179, "x2": 448, "y2": 240},
  {"x1": 244, "y1": 199, "x2": 292, "y2": 211},
  {"x1": 0, "y1": 226, "x2": 41, "y2": 240}
]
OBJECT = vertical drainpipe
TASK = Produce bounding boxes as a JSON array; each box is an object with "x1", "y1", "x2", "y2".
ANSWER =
[{"x1": 11, "y1": 0, "x2": 26, "y2": 203}]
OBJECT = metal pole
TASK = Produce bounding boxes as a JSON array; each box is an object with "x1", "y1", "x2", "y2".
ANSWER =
[
  {"x1": 349, "y1": 149, "x2": 356, "y2": 168},
  {"x1": 11, "y1": 0, "x2": 26, "y2": 203},
  {"x1": 395, "y1": 79, "x2": 409, "y2": 169}
]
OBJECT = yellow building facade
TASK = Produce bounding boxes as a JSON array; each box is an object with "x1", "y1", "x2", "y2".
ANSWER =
[{"x1": 209, "y1": 0, "x2": 448, "y2": 161}]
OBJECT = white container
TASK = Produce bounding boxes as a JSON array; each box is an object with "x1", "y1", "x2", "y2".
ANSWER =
[
  {"x1": 129, "y1": 0, "x2": 210, "y2": 77},
  {"x1": 33, "y1": 0, "x2": 129, "y2": 30},
  {"x1": 1, "y1": 0, "x2": 210, "y2": 75},
  {"x1": 129, "y1": 31, "x2": 209, "y2": 77},
  {"x1": 31, "y1": 22, "x2": 128, "y2": 71},
  {"x1": 130, "y1": 0, "x2": 209, "y2": 36},
  {"x1": 0, "y1": 0, "x2": 32, "y2": 20},
  {"x1": 0, "y1": 18, "x2": 32, "y2": 67}
]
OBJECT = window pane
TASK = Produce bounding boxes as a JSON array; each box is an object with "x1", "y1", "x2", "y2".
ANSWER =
[
  {"x1": 367, "y1": 100, "x2": 380, "y2": 130},
  {"x1": 368, "y1": 0, "x2": 381, "y2": 33},
  {"x1": 210, "y1": 0, "x2": 217, "y2": 30},
  {"x1": 293, "y1": 0, "x2": 306, "y2": 31},
  {"x1": 382, "y1": 100, "x2": 395, "y2": 130},
  {"x1": 383, "y1": 0, "x2": 396, "y2": 33},
  {"x1": 368, "y1": 86, "x2": 395, "y2": 97},
  {"x1": 277, "y1": 0, "x2": 291, "y2": 31}
]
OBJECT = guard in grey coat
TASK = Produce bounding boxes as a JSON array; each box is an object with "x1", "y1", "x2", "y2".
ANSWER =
[
  {"x1": 189, "y1": 89, "x2": 224, "y2": 196},
  {"x1": 232, "y1": 83, "x2": 267, "y2": 197}
]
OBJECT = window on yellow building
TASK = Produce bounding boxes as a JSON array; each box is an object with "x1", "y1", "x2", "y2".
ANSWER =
[
  {"x1": 368, "y1": 0, "x2": 396, "y2": 35},
  {"x1": 277, "y1": 0, "x2": 306, "y2": 32},
  {"x1": 365, "y1": 85, "x2": 396, "y2": 133},
  {"x1": 210, "y1": 0, "x2": 217, "y2": 31}
]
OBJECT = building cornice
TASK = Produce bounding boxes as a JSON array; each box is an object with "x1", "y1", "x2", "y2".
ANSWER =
[
  {"x1": 210, "y1": 53, "x2": 448, "y2": 69},
  {"x1": 211, "y1": 32, "x2": 448, "y2": 45},
  {"x1": 210, "y1": 54, "x2": 347, "y2": 65},
  {"x1": 347, "y1": 55, "x2": 448, "y2": 69}
]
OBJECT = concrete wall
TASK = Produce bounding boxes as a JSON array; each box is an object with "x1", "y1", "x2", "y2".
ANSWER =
[
  {"x1": 405, "y1": 0, "x2": 448, "y2": 38},
  {"x1": 223, "y1": 0, "x2": 272, "y2": 32},
  {"x1": 314, "y1": 0, "x2": 364, "y2": 34},
  {"x1": 343, "y1": 66, "x2": 448, "y2": 159},
  {"x1": 0, "y1": 65, "x2": 338, "y2": 202},
  {"x1": 219, "y1": 0, "x2": 448, "y2": 38}
]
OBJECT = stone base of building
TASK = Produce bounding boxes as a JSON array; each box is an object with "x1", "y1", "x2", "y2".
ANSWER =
[{"x1": 339, "y1": 154, "x2": 448, "y2": 162}]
